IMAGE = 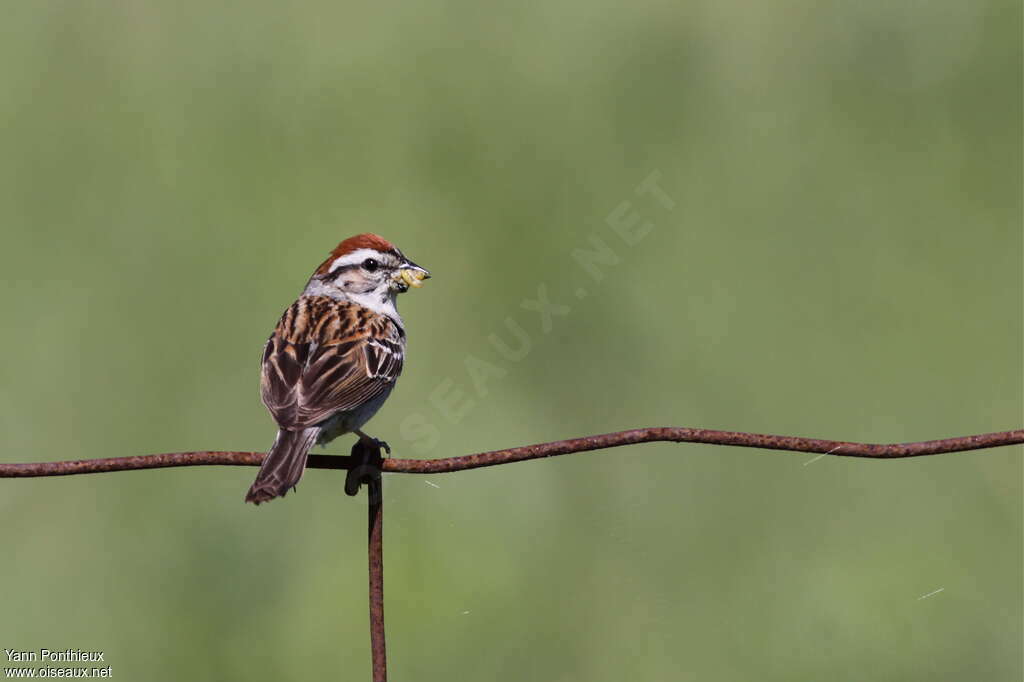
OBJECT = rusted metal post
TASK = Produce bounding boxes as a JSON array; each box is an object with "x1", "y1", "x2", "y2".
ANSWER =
[
  {"x1": 345, "y1": 439, "x2": 387, "y2": 682},
  {"x1": 367, "y1": 476, "x2": 386, "y2": 682}
]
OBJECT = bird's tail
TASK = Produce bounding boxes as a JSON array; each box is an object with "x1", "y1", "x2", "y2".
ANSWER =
[{"x1": 245, "y1": 427, "x2": 321, "y2": 505}]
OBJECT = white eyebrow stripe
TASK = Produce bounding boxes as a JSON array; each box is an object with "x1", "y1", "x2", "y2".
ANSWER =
[{"x1": 328, "y1": 248, "x2": 387, "y2": 272}]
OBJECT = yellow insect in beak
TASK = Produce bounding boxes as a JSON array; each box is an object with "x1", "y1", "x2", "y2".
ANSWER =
[{"x1": 396, "y1": 264, "x2": 430, "y2": 289}]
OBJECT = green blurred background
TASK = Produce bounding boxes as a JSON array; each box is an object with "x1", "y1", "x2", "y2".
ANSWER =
[{"x1": 1, "y1": 1, "x2": 1020, "y2": 680}]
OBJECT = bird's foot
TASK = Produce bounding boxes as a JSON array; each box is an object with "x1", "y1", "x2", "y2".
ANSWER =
[{"x1": 356, "y1": 431, "x2": 391, "y2": 457}]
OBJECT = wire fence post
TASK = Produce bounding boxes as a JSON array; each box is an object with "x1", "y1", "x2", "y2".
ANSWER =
[
  {"x1": 2, "y1": 427, "x2": 1022, "y2": 680},
  {"x1": 345, "y1": 439, "x2": 387, "y2": 681},
  {"x1": 368, "y1": 475, "x2": 386, "y2": 682}
]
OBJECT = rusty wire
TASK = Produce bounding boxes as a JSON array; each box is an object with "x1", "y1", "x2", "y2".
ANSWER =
[
  {"x1": 1, "y1": 427, "x2": 1021, "y2": 479},
  {"x1": 2, "y1": 426, "x2": 1022, "y2": 682}
]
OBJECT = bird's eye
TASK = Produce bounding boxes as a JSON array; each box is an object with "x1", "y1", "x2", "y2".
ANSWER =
[{"x1": 362, "y1": 258, "x2": 379, "y2": 272}]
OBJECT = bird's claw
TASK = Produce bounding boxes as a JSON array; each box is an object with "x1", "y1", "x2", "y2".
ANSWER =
[{"x1": 361, "y1": 436, "x2": 391, "y2": 457}]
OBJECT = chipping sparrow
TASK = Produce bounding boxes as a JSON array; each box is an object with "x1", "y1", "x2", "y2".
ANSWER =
[{"x1": 246, "y1": 234, "x2": 429, "y2": 504}]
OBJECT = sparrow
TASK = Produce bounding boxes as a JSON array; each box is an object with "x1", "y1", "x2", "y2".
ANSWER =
[{"x1": 245, "y1": 234, "x2": 430, "y2": 505}]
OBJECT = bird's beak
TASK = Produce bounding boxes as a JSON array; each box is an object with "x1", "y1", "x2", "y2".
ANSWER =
[{"x1": 395, "y1": 260, "x2": 431, "y2": 289}]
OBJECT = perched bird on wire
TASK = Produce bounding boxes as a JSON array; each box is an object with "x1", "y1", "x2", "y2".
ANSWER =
[{"x1": 246, "y1": 234, "x2": 430, "y2": 504}]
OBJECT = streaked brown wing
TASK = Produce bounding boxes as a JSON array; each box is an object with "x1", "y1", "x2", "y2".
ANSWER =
[
  {"x1": 294, "y1": 336, "x2": 403, "y2": 425},
  {"x1": 260, "y1": 298, "x2": 403, "y2": 429}
]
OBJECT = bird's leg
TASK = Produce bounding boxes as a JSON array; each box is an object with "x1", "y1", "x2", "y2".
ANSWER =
[{"x1": 355, "y1": 430, "x2": 391, "y2": 456}]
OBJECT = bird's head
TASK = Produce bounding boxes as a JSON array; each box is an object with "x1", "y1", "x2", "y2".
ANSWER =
[{"x1": 306, "y1": 234, "x2": 430, "y2": 311}]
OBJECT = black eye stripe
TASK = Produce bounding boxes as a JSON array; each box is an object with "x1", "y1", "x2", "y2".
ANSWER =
[
  {"x1": 328, "y1": 264, "x2": 360, "y2": 280},
  {"x1": 327, "y1": 259, "x2": 393, "y2": 282}
]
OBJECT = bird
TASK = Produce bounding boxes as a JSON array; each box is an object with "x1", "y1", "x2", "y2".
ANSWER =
[{"x1": 246, "y1": 234, "x2": 430, "y2": 504}]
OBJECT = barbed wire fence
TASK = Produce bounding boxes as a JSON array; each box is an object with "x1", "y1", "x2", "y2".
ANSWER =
[{"x1": 3, "y1": 426, "x2": 1022, "y2": 681}]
